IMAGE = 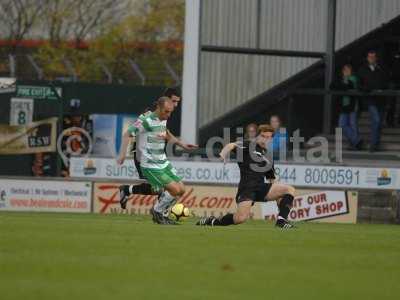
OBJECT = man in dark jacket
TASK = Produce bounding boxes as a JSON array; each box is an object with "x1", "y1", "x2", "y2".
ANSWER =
[
  {"x1": 331, "y1": 64, "x2": 362, "y2": 150},
  {"x1": 358, "y1": 50, "x2": 389, "y2": 152}
]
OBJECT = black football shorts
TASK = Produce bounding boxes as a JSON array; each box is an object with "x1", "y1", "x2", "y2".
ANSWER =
[{"x1": 235, "y1": 183, "x2": 272, "y2": 204}]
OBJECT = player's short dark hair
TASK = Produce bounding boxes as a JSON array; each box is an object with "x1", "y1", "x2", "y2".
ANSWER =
[
  {"x1": 155, "y1": 96, "x2": 172, "y2": 109},
  {"x1": 258, "y1": 124, "x2": 275, "y2": 134},
  {"x1": 163, "y1": 86, "x2": 181, "y2": 98},
  {"x1": 367, "y1": 49, "x2": 377, "y2": 56}
]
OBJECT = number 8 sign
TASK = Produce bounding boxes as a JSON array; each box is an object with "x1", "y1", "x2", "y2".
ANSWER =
[{"x1": 9, "y1": 98, "x2": 33, "y2": 126}]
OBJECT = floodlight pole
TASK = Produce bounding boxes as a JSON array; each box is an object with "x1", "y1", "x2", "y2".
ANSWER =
[
  {"x1": 181, "y1": 0, "x2": 201, "y2": 144},
  {"x1": 323, "y1": 0, "x2": 337, "y2": 134}
]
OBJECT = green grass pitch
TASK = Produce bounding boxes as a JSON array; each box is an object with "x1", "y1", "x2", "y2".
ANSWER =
[{"x1": 1, "y1": 212, "x2": 399, "y2": 300}]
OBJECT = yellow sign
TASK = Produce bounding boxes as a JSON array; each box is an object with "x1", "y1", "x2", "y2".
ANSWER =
[{"x1": 0, "y1": 117, "x2": 57, "y2": 154}]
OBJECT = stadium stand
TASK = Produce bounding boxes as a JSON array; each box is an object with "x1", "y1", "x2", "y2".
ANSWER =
[{"x1": 199, "y1": 15, "x2": 400, "y2": 165}]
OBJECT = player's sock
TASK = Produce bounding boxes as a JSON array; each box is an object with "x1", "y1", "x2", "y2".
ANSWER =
[
  {"x1": 129, "y1": 183, "x2": 153, "y2": 195},
  {"x1": 197, "y1": 213, "x2": 235, "y2": 226},
  {"x1": 119, "y1": 185, "x2": 130, "y2": 209},
  {"x1": 122, "y1": 185, "x2": 130, "y2": 195},
  {"x1": 278, "y1": 194, "x2": 294, "y2": 219},
  {"x1": 153, "y1": 191, "x2": 176, "y2": 213},
  {"x1": 218, "y1": 213, "x2": 235, "y2": 226}
]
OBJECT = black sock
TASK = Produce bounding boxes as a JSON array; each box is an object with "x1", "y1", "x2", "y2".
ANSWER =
[
  {"x1": 122, "y1": 185, "x2": 130, "y2": 195},
  {"x1": 129, "y1": 183, "x2": 155, "y2": 195},
  {"x1": 278, "y1": 194, "x2": 294, "y2": 219},
  {"x1": 213, "y1": 213, "x2": 235, "y2": 226}
]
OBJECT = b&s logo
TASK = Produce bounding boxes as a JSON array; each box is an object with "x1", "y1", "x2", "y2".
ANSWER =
[
  {"x1": 0, "y1": 189, "x2": 6, "y2": 208},
  {"x1": 377, "y1": 169, "x2": 391, "y2": 186},
  {"x1": 83, "y1": 159, "x2": 97, "y2": 175},
  {"x1": 28, "y1": 124, "x2": 51, "y2": 147}
]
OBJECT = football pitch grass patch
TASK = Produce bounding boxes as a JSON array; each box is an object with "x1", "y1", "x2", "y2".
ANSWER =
[{"x1": 1, "y1": 212, "x2": 399, "y2": 300}]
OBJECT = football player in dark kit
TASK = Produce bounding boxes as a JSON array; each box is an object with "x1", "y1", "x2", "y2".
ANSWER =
[{"x1": 197, "y1": 124, "x2": 296, "y2": 229}]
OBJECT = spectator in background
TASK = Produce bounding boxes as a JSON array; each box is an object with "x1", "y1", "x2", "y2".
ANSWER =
[
  {"x1": 331, "y1": 64, "x2": 362, "y2": 150},
  {"x1": 32, "y1": 152, "x2": 53, "y2": 177},
  {"x1": 245, "y1": 123, "x2": 258, "y2": 140},
  {"x1": 269, "y1": 115, "x2": 288, "y2": 160},
  {"x1": 358, "y1": 50, "x2": 390, "y2": 152}
]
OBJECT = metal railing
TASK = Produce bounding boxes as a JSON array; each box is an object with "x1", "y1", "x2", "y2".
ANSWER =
[
  {"x1": 291, "y1": 88, "x2": 400, "y2": 97},
  {"x1": 0, "y1": 54, "x2": 182, "y2": 85}
]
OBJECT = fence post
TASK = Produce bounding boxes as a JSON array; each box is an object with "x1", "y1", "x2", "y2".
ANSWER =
[
  {"x1": 164, "y1": 61, "x2": 181, "y2": 85},
  {"x1": 64, "y1": 58, "x2": 78, "y2": 82},
  {"x1": 128, "y1": 58, "x2": 146, "y2": 85},
  {"x1": 8, "y1": 54, "x2": 16, "y2": 77},
  {"x1": 97, "y1": 60, "x2": 112, "y2": 83},
  {"x1": 26, "y1": 55, "x2": 43, "y2": 80}
]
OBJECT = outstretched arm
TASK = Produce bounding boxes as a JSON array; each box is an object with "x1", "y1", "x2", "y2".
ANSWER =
[
  {"x1": 166, "y1": 130, "x2": 199, "y2": 151},
  {"x1": 219, "y1": 143, "x2": 237, "y2": 163},
  {"x1": 117, "y1": 130, "x2": 134, "y2": 165}
]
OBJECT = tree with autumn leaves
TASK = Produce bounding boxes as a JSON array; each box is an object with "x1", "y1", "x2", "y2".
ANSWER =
[{"x1": 0, "y1": 0, "x2": 184, "y2": 85}]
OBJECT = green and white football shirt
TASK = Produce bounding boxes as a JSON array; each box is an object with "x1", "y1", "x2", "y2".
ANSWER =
[
  {"x1": 130, "y1": 110, "x2": 151, "y2": 161},
  {"x1": 127, "y1": 111, "x2": 169, "y2": 169}
]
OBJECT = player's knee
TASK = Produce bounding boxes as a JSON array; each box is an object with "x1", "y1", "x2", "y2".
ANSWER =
[
  {"x1": 167, "y1": 186, "x2": 179, "y2": 197},
  {"x1": 178, "y1": 185, "x2": 186, "y2": 196},
  {"x1": 287, "y1": 185, "x2": 295, "y2": 196},
  {"x1": 169, "y1": 184, "x2": 185, "y2": 197}
]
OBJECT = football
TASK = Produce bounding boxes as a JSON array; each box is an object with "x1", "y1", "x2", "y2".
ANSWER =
[{"x1": 169, "y1": 203, "x2": 190, "y2": 221}]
